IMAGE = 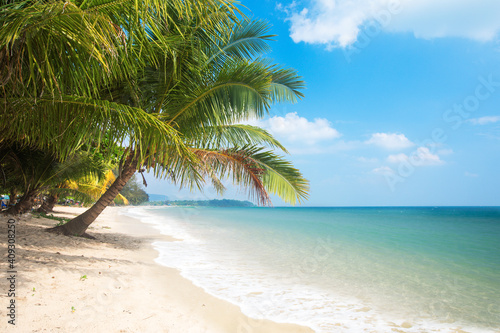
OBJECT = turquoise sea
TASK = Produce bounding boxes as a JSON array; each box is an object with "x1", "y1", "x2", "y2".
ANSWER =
[{"x1": 123, "y1": 206, "x2": 500, "y2": 332}]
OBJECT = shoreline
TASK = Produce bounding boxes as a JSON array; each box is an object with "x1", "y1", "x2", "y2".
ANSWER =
[{"x1": 0, "y1": 206, "x2": 313, "y2": 332}]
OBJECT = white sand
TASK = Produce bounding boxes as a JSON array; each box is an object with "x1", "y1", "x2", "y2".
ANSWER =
[{"x1": 0, "y1": 206, "x2": 314, "y2": 332}]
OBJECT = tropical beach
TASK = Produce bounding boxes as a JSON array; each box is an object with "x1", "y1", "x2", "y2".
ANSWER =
[
  {"x1": 0, "y1": 206, "x2": 313, "y2": 333},
  {"x1": 2, "y1": 0, "x2": 500, "y2": 332},
  {"x1": 2, "y1": 205, "x2": 498, "y2": 332},
  {"x1": 1, "y1": 1, "x2": 312, "y2": 329},
  {"x1": 125, "y1": 205, "x2": 500, "y2": 333}
]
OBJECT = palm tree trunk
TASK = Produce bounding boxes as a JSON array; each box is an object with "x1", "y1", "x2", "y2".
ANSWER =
[
  {"x1": 37, "y1": 194, "x2": 58, "y2": 213},
  {"x1": 9, "y1": 188, "x2": 18, "y2": 206},
  {"x1": 7, "y1": 190, "x2": 37, "y2": 215},
  {"x1": 49, "y1": 154, "x2": 138, "y2": 237}
]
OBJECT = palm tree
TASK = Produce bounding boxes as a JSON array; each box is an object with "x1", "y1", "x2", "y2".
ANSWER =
[
  {"x1": 1, "y1": 1, "x2": 309, "y2": 235},
  {"x1": 0, "y1": 0, "x2": 239, "y2": 214},
  {"x1": 36, "y1": 170, "x2": 130, "y2": 213},
  {"x1": 153, "y1": 18, "x2": 309, "y2": 205},
  {"x1": 53, "y1": 13, "x2": 309, "y2": 237},
  {"x1": 0, "y1": 144, "x2": 108, "y2": 214},
  {"x1": 0, "y1": 0, "x2": 239, "y2": 159}
]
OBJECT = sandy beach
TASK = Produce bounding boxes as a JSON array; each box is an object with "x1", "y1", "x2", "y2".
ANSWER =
[{"x1": 0, "y1": 206, "x2": 313, "y2": 333}]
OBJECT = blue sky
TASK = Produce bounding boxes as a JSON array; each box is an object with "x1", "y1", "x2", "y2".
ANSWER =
[{"x1": 145, "y1": 0, "x2": 500, "y2": 206}]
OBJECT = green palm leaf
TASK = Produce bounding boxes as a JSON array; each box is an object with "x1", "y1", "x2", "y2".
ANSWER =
[
  {"x1": 269, "y1": 65, "x2": 306, "y2": 103},
  {"x1": 165, "y1": 58, "x2": 274, "y2": 126},
  {"x1": 185, "y1": 124, "x2": 288, "y2": 153},
  {"x1": 206, "y1": 19, "x2": 274, "y2": 67},
  {"x1": 0, "y1": 95, "x2": 189, "y2": 163},
  {"x1": 182, "y1": 146, "x2": 309, "y2": 206}
]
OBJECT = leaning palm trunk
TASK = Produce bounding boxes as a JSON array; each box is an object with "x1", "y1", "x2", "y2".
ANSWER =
[
  {"x1": 49, "y1": 154, "x2": 137, "y2": 237},
  {"x1": 6, "y1": 190, "x2": 38, "y2": 215},
  {"x1": 37, "y1": 194, "x2": 58, "y2": 214}
]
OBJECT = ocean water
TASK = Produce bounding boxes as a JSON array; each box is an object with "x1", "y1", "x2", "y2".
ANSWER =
[{"x1": 122, "y1": 206, "x2": 500, "y2": 332}]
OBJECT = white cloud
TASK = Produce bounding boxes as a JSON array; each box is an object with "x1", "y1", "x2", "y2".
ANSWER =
[
  {"x1": 365, "y1": 132, "x2": 414, "y2": 150},
  {"x1": 387, "y1": 147, "x2": 444, "y2": 166},
  {"x1": 288, "y1": 0, "x2": 388, "y2": 48},
  {"x1": 286, "y1": 0, "x2": 500, "y2": 48},
  {"x1": 468, "y1": 116, "x2": 500, "y2": 125},
  {"x1": 372, "y1": 166, "x2": 394, "y2": 175},
  {"x1": 253, "y1": 112, "x2": 341, "y2": 144}
]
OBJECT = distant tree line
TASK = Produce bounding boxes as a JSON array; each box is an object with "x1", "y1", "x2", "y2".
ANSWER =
[
  {"x1": 145, "y1": 199, "x2": 254, "y2": 207},
  {"x1": 162, "y1": 199, "x2": 254, "y2": 207}
]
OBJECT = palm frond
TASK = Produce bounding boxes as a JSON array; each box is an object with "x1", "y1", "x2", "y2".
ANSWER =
[
  {"x1": 0, "y1": 95, "x2": 190, "y2": 164},
  {"x1": 0, "y1": 0, "x2": 136, "y2": 96},
  {"x1": 268, "y1": 64, "x2": 306, "y2": 103},
  {"x1": 165, "y1": 58, "x2": 273, "y2": 126},
  {"x1": 206, "y1": 19, "x2": 274, "y2": 67},
  {"x1": 185, "y1": 124, "x2": 288, "y2": 153},
  {"x1": 189, "y1": 146, "x2": 309, "y2": 206}
]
